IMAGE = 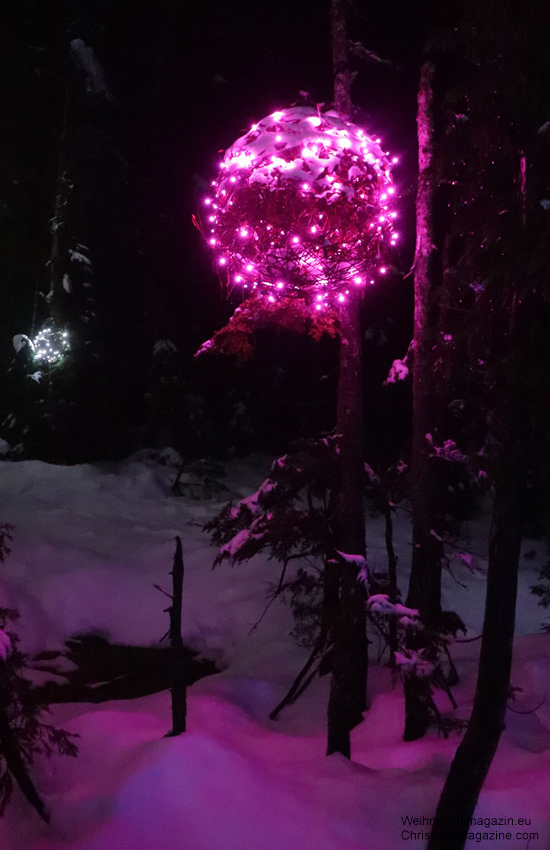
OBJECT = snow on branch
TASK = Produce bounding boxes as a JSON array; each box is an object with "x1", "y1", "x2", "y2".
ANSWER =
[
  {"x1": 70, "y1": 39, "x2": 110, "y2": 96},
  {"x1": 364, "y1": 463, "x2": 381, "y2": 485},
  {"x1": 367, "y1": 594, "x2": 421, "y2": 628},
  {"x1": 394, "y1": 648, "x2": 434, "y2": 678},
  {"x1": 333, "y1": 550, "x2": 369, "y2": 586},
  {"x1": 12, "y1": 335, "x2": 34, "y2": 355},
  {"x1": 335, "y1": 550, "x2": 367, "y2": 569},
  {"x1": 204, "y1": 437, "x2": 339, "y2": 567},
  {"x1": 349, "y1": 41, "x2": 399, "y2": 70},
  {"x1": 69, "y1": 249, "x2": 92, "y2": 266},
  {"x1": 385, "y1": 355, "x2": 409, "y2": 384},
  {"x1": 425, "y1": 433, "x2": 468, "y2": 463}
]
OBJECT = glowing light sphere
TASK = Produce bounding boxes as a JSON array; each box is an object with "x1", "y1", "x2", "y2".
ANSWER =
[
  {"x1": 204, "y1": 106, "x2": 396, "y2": 304},
  {"x1": 32, "y1": 326, "x2": 70, "y2": 365}
]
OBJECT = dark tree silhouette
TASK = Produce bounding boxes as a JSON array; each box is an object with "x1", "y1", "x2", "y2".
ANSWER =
[
  {"x1": 403, "y1": 59, "x2": 445, "y2": 741},
  {"x1": 428, "y1": 0, "x2": 550, "y2": 843}
]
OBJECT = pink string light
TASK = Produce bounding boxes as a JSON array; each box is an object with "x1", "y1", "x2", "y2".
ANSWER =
[{"x1": 201, "y1": 106, "x2": 396, "y2": 305}]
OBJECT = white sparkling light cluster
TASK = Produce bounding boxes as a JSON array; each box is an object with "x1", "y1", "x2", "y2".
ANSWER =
[
  {"x1": 32, "y1": 326, "x2": 70, "y2": 364},
  {"x1": 204, "y1": 106, "x2": 397, "y2": 307}
]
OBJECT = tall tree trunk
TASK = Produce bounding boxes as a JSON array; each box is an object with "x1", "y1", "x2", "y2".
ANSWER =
[
  {"x1": 49, "y1": 85, "x2": 70, "y2": 327},
  {"x1": 404, "y1": 60, "x2": 444, "y2": 741},
  {"x1": 427, "y1": 423, "x2": 523, "y2": 850},
  {"x1": 330, "y1": 0, "x2": 354, "y2": 119},
  {"x1": 327, "y1": 290, "x2": 368, "y2": 757},
  {"x1": 383, "y1": 498, "x2": 399, "y2": 660},
  {"x1": 326, "y1": 0, "x2": 368, "y2": 758}
]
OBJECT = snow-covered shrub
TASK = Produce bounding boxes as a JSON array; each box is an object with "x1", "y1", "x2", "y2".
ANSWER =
[
  {"x1": 366, "y1": 585, "x2": 467, "y2": 734},
  {"x1": 205, "y1": 437, "x2": 338, "y2": 648},
  {"x1": 206, "y1": 440, "x2": 406, "y2": 655}
]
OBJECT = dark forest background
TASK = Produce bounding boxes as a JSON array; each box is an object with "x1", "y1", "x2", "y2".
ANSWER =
[{"x1": 0, "y1": 0, "x2": 435, "y2": 464}]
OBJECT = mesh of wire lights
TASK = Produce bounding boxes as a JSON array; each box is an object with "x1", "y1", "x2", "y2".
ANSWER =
[
  {"x1": 32, "y1": 326, "x2": 70, "y2": 365},
  {"x1": 200, "y1": 105, "x2": 398, "y2": 310}
]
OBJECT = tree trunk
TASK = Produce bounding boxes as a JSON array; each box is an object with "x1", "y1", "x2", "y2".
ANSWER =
[
  {"x1": 427, "y1": 430, "x2": 522, "y2": 850},
  {"x1": 404, "y1": 60, "x2": 445, "y2": 741},
  {"x1": 408, "y1": 60, "x2": 441, "y2": 619},
  {"x1": 48, "y1": 84, "x2": 70, "y2": 327},
  {"x1": 268, "y1": 0, "x2": 369, "y2": 753},
  {"x1": 383, "y1": 499, "x2": 399, "y2": 660},
  {"x1": 327, "y1": 289, "x2": 368, "y2": 757},
  {"x1": 330, "y1": 0, "x2": 355, "y2": 120},
  {"x1": 167, "y1": 536, "x2": 187, "y2": 736}
]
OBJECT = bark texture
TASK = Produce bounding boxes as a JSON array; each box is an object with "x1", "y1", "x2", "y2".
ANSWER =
[
  {"x1": 330, "y1": 0, "x2": 354, "y2": 120},
  {"x1": 327, "y1": 290, "x2": 368, "y2": 757},
  {"x1": 404, "y1": 60, "x2": 444, "y2": 741},
  {"x1": 326, "y1": 0, "x2": 368, "y2": 757}
]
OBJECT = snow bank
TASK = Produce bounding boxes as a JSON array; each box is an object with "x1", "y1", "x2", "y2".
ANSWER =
[{"x1": 0, "y1": 455, "x2": 548, "y2": 850}]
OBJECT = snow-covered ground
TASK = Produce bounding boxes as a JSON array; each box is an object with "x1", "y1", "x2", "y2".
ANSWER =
[{"x1": 0, "y1": 453, "x2": 548, "y2": 850}]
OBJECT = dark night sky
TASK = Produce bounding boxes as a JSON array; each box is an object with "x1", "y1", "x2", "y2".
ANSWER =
[
  {"x1": 1, "y1": 0, "x2": 429, "y2": 348},
  {"x1": 3, "y1": 1, "x2": 550, "y2": 461},
  {"x1": 99, "y1": 0, "x2": 427, "y2": 348},
  {"x1": 0, "y1": 0, "x2": 438, "y2": 458}
]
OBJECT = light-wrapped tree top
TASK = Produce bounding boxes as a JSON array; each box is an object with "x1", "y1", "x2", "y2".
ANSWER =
[{"x1": 202, "y1": 106, "x2": 397, "y2": 307}]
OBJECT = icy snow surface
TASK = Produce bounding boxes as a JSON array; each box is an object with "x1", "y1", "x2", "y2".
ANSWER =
[{"x1": 0, "y1": 454, "x2": 549, "y2": 849}]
